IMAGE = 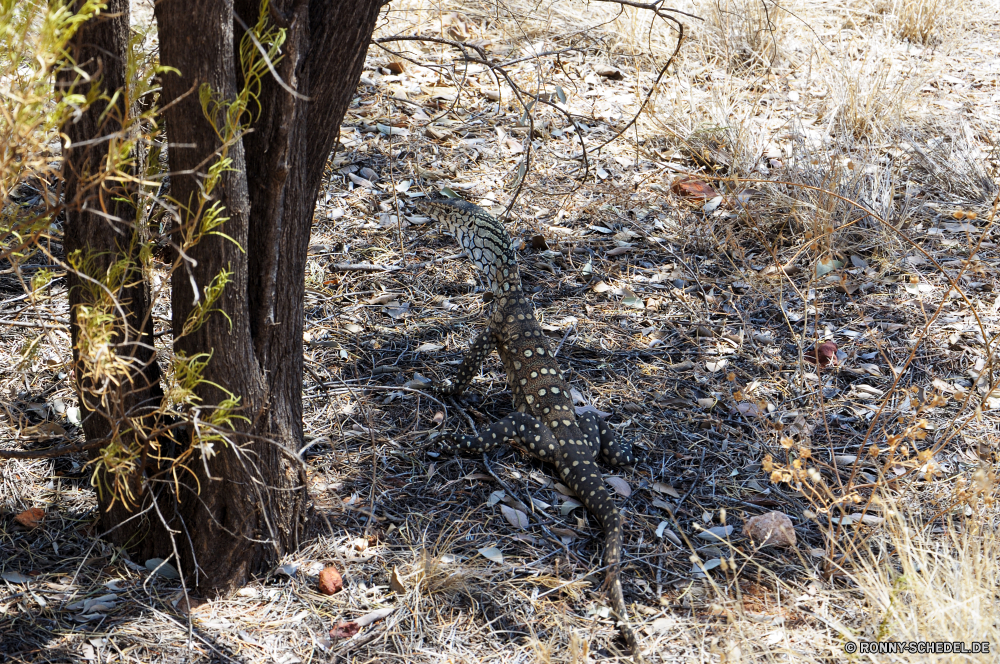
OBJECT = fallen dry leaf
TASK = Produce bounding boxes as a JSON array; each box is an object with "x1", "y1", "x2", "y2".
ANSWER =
[
  {"x1": 604, "y1": 476, "x2": 631, "y2": 497},
  {"x1": 550, "y1": 527, "x2": 578, "y2": 542},
  {"x1": 329, "y1": 621, "x2": 360, "y2": 639},
  {"x1": 367, "y1": 292, "x2": 400, "y2": 305},
  {"x1": 478, "y1": 546, "x2": 504, "y2": 563},
  {"x1": 652, "y1": 482, "x2": 680, "y2": 498},
  {"x1": 591, "y1": 281, "x2": 611, "y2": 293},
  {"x1": 174, "y1": 595, "x2": 210, "y2": 614},
  {"x1": 389, "y1": 567, "x2": 406, "y2": 594},
  {"x1": 424, "y1": 126, "x2": 451, "y2": 140},
  {"x1": 500, "y1": 504, "x2": 529, "y2": 530},
  {"x1": 14, "y1": 507, "x2": 44, "y2": 529},
  {"x1": 356, "y1": 607, "x2": 395, "y2": 627},
  {"x1": 670, "y1": 177, "x2": 718, "y2": 200}
]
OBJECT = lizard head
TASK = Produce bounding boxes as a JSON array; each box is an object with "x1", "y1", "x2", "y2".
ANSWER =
[{"x1": 413, "y1": 196, "x2": 477, "y2": 219}]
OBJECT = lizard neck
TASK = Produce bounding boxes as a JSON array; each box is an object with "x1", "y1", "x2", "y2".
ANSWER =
[{"x1": 450, "y1": 225, "x2": 522, "y2": 299}]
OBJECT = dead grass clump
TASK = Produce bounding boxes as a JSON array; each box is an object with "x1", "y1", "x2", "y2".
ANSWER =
[
  {"x1": 691, "y1": 486, "x2": 1000, "y2": 662},
  {"x1": 872, "y1": 0, "x2": 955, "y2": 45},
  {"x1": 846, "y1": 490, "x2": 1000, "y2": 652},
  {"x1": 528, "y1": 630, "x2": 592, "y2": 664},
  {"x1": 701, "y1": 0, "x2": 787, "y2": 74},
  {"x1": 413, "y1": 548, "x2": 475, "y2": 597},
  {"x1": 819, "y1": 44, "x2": 922, "y2": 140},
  {"x1": 903, "y1": 121, "x2": 1000, "y2": 208},
  {"x1": 769, "y1": 144, "x2": 909, "y2": 257}
]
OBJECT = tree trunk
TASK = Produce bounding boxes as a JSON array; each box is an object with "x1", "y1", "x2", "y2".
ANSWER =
[
  {"x1": 147, "y1": 0, "x2": 381, "y2": 592},
  {"x1": 59, "y1": 0, "x2": 166, "y2": 547},
  {"x1": 61, "y1": 0, "x2": 381, "y2": 593}
]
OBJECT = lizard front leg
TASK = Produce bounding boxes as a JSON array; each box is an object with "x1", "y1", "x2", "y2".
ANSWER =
[{"x1": 435, "y1": 327, "x2": 497, "y2": 397}]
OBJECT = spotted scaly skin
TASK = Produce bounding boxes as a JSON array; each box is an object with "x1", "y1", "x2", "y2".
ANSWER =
[{"x1": 417, "y1": 198, "x2": 644, "y2": 661}]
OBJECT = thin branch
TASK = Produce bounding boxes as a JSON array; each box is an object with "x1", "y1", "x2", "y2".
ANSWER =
[{"x1": 0, "y1": 436, "x2": 110, "y2": 459}]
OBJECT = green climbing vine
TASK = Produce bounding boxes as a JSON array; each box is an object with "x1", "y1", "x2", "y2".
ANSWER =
[{"x1": 2, "y1": 0, "x2": 292, "y2": 508}]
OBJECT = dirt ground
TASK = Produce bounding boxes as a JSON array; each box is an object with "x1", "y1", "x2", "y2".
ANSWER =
[{"x1": 2, "y1": 0, "x2": 1000, "y2": 662}]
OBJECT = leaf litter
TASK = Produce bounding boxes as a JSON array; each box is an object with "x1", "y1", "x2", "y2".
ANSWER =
[{"x1": 4, "y1": 0, "x2": 1000, "y2": 662}]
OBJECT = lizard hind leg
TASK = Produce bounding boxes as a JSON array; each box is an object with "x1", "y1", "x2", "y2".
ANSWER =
[
  {"x1": 579, "y1": 410, "x2": 637, "y2": 467},
  {"x1": 438, "y1": 411, "x2": 560, "y2": 461}
]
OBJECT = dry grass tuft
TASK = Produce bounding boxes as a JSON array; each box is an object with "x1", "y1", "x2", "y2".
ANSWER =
[
  {"x1": 846, "y1": 489, "x2": 1000, "y2": 654},
  {"x1": 414, "y1": 547, "x2": 476, "y2": 597},
  {"x1": 820, "y1": 41, "x2": 923, "y2": 140}
]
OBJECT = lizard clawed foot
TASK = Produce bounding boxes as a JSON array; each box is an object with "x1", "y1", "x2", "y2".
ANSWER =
[
  {"x1": 427, "y1": 431, "x2": 460, "y2": 454},
  {"x1": 430, "y1": 380, "x2": 469, "y2": 400},
  {"x1": 429, "y1": 432, "x2": 486, "y2": 456}
]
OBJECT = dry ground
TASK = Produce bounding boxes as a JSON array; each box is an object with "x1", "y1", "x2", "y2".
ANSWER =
[{"x1": 2, "y1": 0, "x2": 1000, "y2": 662}]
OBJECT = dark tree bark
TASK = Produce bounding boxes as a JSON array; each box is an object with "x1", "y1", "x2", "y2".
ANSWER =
[
  {"x1": 58, "y1": 0, "x2": 165, "y2": 545},
  {"x1": 61, "y1": 0, "x2": 382, "y2": 593}
]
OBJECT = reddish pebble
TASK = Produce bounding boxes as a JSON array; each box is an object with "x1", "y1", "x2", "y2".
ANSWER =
[
  {"x1": 318, "y1": 565, "x2": 343, "y2": 595},
  {"x1": 744, "y1": 511, "x2": 797, "y2": 547}
]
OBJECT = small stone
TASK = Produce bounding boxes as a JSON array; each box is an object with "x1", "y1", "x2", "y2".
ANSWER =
[
  {"x1": 595, "y1": 64, "x2": 623, "y2": 80},
  {"x1": 743, "y1": 511, "x2": 796, "y2": 547},
  {"x1": 805, "y1": 341, "x2": 838, "y2": 368}
]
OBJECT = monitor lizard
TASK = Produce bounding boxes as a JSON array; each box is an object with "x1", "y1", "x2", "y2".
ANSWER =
[{"x1": 416, "y1": 198, "x2": 644, "y2": 661}]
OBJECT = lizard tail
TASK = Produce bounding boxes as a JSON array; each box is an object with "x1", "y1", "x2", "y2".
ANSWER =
[
  {"x1": 603, "y1": 517, "x2": 646, "y2": 663},
  {"x1": 610, "y1": 574, "x2": 645, "y2": 662}
]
